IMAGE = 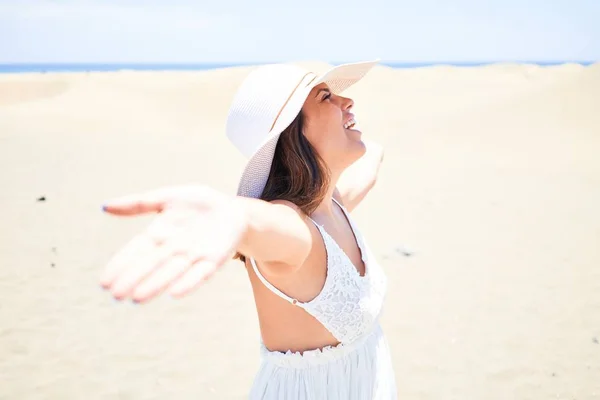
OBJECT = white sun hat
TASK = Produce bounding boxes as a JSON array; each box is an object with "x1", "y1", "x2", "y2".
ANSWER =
[{"x1": 226, "y1": 59, "x2": 379, "y2": 199}]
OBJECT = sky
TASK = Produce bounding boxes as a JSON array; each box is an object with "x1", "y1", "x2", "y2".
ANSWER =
[{"x1": 0, "y1": 0, "x2": 598, "y2": 63}]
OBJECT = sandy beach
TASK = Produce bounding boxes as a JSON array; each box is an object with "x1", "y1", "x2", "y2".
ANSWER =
[{"x1": 1, "y1": 62, "x2": 599, "y2": 399}]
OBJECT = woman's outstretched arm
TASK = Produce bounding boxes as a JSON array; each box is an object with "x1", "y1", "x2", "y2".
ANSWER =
[{"x1": 100, "y1": 185, "x2": 312, "y2": 302}]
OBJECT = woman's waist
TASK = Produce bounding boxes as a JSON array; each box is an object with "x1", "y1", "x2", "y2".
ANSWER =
[{"x1": 259, "y1": 323, "x2": 383, "y2": 369}]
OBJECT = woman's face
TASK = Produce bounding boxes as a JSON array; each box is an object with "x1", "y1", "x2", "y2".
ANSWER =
[{"x1": 301, "y1": 83, "x2": 366, "y2": 172}]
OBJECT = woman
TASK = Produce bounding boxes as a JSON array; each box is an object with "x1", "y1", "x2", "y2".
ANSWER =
[{"x1": 100, "y1": 60, "x2": 397, "y2": 399}]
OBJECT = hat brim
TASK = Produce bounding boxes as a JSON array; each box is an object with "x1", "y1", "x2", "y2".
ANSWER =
[{"x1": 236, "y1": 59, "x2": 379, "y2": 199}]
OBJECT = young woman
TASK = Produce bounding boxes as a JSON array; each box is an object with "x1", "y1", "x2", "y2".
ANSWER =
[{"x1": 100, "y1": 60, "x2": 397, "y2": 399}]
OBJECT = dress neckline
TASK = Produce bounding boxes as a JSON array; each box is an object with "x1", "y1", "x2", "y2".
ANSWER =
[{"x1": 309, "y1": 198, "x2": 368, "y2": 279}]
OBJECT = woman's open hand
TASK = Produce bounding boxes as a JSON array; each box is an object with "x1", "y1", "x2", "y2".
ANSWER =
[{"x1": 100, "y1": 185, "x2": 247, "y2": 303}]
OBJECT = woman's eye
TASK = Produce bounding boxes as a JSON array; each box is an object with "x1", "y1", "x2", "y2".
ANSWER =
[{"x1": 322, "y1": 92, "x2": 332, "y2": 101}]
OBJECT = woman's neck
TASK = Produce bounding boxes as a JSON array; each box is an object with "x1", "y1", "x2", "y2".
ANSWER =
[{"x1": 311, "y1": 171, "x2": 341, "y2": 218}]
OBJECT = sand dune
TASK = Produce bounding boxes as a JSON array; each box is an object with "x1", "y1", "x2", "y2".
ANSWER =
[
  {"x1": 1, "y1": 63, "x2": 599, "y2": 399},
  {"x1": 0, "y1": 78, "x2": 70, "y2": 106}
]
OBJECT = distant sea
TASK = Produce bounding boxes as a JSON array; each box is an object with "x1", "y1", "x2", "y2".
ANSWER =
[{"x1": 0, "y1": 61, "x2": 595, "y2": 73}]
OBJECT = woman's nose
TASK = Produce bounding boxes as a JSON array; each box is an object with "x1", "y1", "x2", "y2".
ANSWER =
[{"x1": 341, "y1": 96, "x2": 354, "y2": 110}]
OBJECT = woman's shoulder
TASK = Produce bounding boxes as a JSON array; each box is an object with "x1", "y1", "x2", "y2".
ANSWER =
[
  {"x1": 269, "y1": 198, "x2": 302, "y2": 211},
  {"x1": 267, "y1": 199, "x2": 313, "y2": 223}
]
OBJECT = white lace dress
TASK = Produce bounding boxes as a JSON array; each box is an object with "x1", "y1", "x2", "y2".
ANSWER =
[{"x1": 248, "y1": 199, "x2": 397, "y2": 399}]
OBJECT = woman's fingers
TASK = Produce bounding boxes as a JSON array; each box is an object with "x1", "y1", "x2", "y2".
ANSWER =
[
  {"x1": 167, "y1": 260, "x2": 218, "y2": 298},
  {"x1": 109, "y1": 243, "x2": 175, "y2": 299},
  {"x1": 131, "y1": 253, "x2": 192, "y2": 303},
  {"x1": 100, "y1": 235, "x2": 156, "y2": 290},
  {"x1": 101, "y1": 210, "x2": 195, "y2": 293}
]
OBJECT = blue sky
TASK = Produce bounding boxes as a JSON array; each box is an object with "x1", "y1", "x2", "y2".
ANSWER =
[{"x1": 0, "y1": 0, "x2": 598, "y2": 63}]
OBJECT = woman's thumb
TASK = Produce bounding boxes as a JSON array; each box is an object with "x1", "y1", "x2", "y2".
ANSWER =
[{"x1": 102, "y1": 190, "x2": 168, "y2": 216}]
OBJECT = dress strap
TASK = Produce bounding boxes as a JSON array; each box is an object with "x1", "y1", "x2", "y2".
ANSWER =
[
  {"x1": 249, "y1": 257, "x2": 302, "y2": 306},
  {"x1": 332, "y1": 197, "x2": 355, "y2": 232},
  {"x1": 248, "y1": 217, "x2": 325, "y2": 307},
  {"x1": 331, "y1": 197, "x2": 346, "y2": 213}
]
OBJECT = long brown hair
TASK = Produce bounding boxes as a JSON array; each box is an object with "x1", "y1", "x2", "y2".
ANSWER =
[{"x1": 235, "y1": 111, "x2": 330, "y2": 262}]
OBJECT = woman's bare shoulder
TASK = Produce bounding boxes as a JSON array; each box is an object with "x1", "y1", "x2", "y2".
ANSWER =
[
  {"x1": 252, "y1": 199, "x2": 321, "y2": 275},
  {"x1": 269, "y1": 198, "x2": 301, "y2": 209},
  {"x1": 268, "y1": 199, "x2": 308, "y2": 220}
]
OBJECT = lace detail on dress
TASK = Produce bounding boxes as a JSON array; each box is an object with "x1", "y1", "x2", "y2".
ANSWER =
[
  {"x1": 249, "y1": 199, "x2": 388, "y2": 345},
  {"x1": 301, "y1": 217, "x2": 387, "y2": 344}
]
